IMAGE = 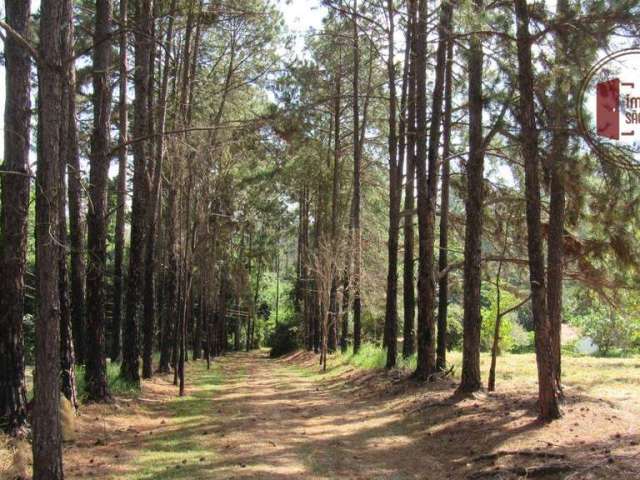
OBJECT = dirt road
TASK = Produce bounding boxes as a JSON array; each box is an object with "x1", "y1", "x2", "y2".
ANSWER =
[{"x1": 64, "y1": 350, "x2": 640, "y2": 480}]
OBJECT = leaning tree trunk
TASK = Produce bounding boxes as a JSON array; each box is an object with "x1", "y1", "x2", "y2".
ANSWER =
[
  {"x1": 458, "y1": 0, "x2": 484, "y2": 394},
  {"x1": 0, "y1": 0, "x2": 31, "y2": 437},
  {"x1": 33, "y1": 0, "x2": 65, "y2": 476},
  {"x1": 514, "y1": 0, "x2": 561, "y2": 421},
  {"x1": 111, "y1": 0, "x2": 128, "y2": 363},
  {"x1": 488, "y1": 268, "x2": 504, "y2": 392},
  {"x1": 85, "y1": 0, "x2": 113, "y2": 402}
]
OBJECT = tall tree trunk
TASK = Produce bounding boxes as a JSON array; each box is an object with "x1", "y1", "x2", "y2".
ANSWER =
[
  {"x1": 251, "y1": 259, "x2": 261, "y2": 351},
  {"x1": 402, "y1": 0, "x2": 417, "y2": 359},
  {"x1": 205, "y1": 296, "x2": 212, "y2": 367},
  {"x1": 0, "y1": 0, "x2": 31, "y2": 437},
  {"x1": 67, "y1": 56, "x2": 86, "y2": 368},
  {"x1": 142, "y1": 0, "x2": 177, "y2": 379},
  {"x1": 178, "y1": 283, "x2": 188, "y2": 396},
  {"x1": 328, "y1": 50, "x2": 342, "y2": 354},
  {"x1": 384, "y1": 0, "x2": 400, "y2": 369},
  {"x1": 340, "y1": 269, "x2": 350, "y2": 352},
  {"x1": 351, "y1": 0, "x2": 362, "y2": 354},
  {"x1": 172, "y1": 265, "x2": 183, "y2": 384},
  {"x1": 458, "y1": 0, "x2": 484, "y2": 393},
  {"x1": 547, "y1": 0, "x2": 571, "y2": 395},
  {"x1": 275, "y1": 250, "x2": 280, "y2": 326},
  {"x1": 85, "y1": 0, "x2": 113, "y2": 402},
  {"x1": 487, "y1": 254, "x2": 504, "y2": 392},
  {"x1": 141, "y1": 3, "x2": 156, "y2": 379},
  {"x1": 514, "y1": 0, "x2": 561, "y2": 421},
  {"x1": 194, "y1": 291, "x2": 203, "y2": 359},
  {"x1": 245, "y1": 232, "x2": 253, "y2": 352},
  {"x1": 122, "y1": 0, "x2": 154, "y2": 384},
  {"x1": 300, "y1": 189, "x2": 313, "y2": 351},
  {"x1": 158, "y1": 47, "x2": 180, "y2": 372},
  {"x1": 33, "y1": 0, "x2": 64, "y2": 475},
  {"x1": 436, "y1": 30, "x2": 454, "y2": 371},
  {"x1": 67, "y1": 65, "x2": 87, "y2": 367},
  {"x1": 159, "y1": 184, "x2": 178, "y2": 373},
  {"x1": 59, "y1": 0, "x2": 78, "y2": 410},
  {"x1": 313, "y1": 192, "x2": 322, "y2": 352},
  {"x1": 111, "y1": 0, "x2": 128, "y2": 363},
  {"x1": 415, "y1": 0, "x2": 448, "y2": 380},
  {"x1": 58, "y1": 173, "x2": 78, "y2": 411}
]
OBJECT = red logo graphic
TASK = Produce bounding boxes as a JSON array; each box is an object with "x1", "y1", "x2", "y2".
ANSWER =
[
  {"x1": 596, "y1": 79, "x2": 619, "y2": 140},
  {"x1": 578, "y1": 48, "x2": 640, "y2": 169}
]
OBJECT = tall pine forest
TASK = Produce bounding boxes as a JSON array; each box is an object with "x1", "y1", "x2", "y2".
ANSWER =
[{"x1": 1, "y1": 0, "x2": 640, "y2": 479}]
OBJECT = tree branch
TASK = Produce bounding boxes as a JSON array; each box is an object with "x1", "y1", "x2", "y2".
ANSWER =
[{"x1": 0, "y1": 19, "x2": 40, "y2": 62}]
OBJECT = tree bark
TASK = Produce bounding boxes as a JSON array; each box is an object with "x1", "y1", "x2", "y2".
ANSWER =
[
  {"x1": 122, "y1": 0, "x2": 154, "y2": 385},
  {"x1": 384, "y1": 0, "x2": 400, "y2": 369},
  {"x1": 547, "y1": 0, "x2": 571, "y2": 396},
  {"x1": 58, "y1": 188, "x2": 78, "y2": 411},
  {"x1": 402, "y1": 0, "x2": 417, "y2": 359},
  {"x1": 143, "y1": 0, "x2": 177, "y2": 379},
  {"x1": 351, "y1": 0, "x2": 362, "y2": 354},
  {"x1": 328, "y1": 46, "x2": 342, "y2": 354},
  {"x1": 415, "y1": 0, "x2": 449, "y2": 380},
  {"x1": 85, "y1": 0, "x2": 113, "y2": 402},
  {"x1": 59, "y1": 0, "x2": 79, "y2": 410},
  {"x1": 458, "y1": 0, "x2": 484, "y2": 393},
  {"x1": 111, "y1": 0, "x2": 128, "y2": 363},
  {"x1": 514, "y1": 0, "x2": 561, "y2": 421},
  {"x1": 33, "y1": 0, "x2": 65, "y2": 475},
  {"x1": 0, "y1": 0, "x2": 31, "y2": 437},
  {"x1": 66, "y1": 44, "x2": 86, "y2": 368},
  {"x1": 340, "y1": 268, "x2": 350, "y2": 352},
  {"x1": 159, "y1": 184, "x2": 178, "y2": 373},
  {"x1": 436, "y1": 29, "x2": 454, "y2": 372},
  {"x1": 194, "y1": 291, "x2": 204, "y2": 359}
]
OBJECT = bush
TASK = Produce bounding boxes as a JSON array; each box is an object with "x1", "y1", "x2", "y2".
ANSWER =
[
  {"x1": 565, "y1": 289, "x2": 640, "y2": 357},
  {"x1": 510, "y1": 328, "x2": 535, "y2": 353},
  {"x1": 446, "y1": 304, "x2": 464, "y2": 350},
  {"x1": 571, "y1": 306, "x2": 640, "y2": 356},
  {"x1": 481, "y1": 310, "x2": 514, "y2": 353},
  {"x1": 480, "y1": 286, "x2": 521, "y2": 353},
  {"x1": 268, "y1": 323, "x2": 299, "y2": 357},
  {"x1": 362, "y1": 310, "x2": 383, "y2": 343}
]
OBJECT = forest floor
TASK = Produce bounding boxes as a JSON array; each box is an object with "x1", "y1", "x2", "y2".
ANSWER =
[{"x1": 2, "y1": 350, "x2": 640, "y2": 480}]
